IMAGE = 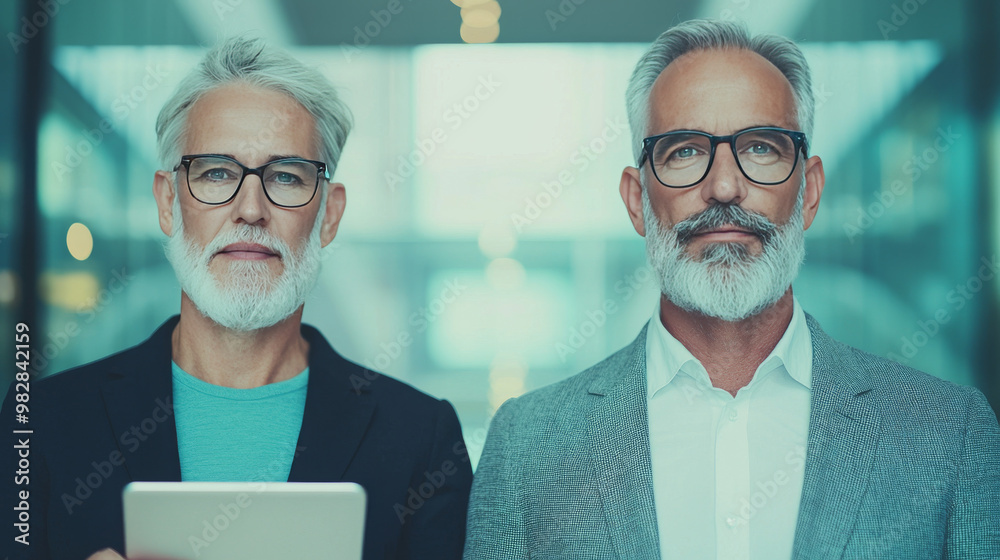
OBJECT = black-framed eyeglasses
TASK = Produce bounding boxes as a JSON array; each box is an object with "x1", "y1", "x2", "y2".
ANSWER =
[
  {"x1": 175, "y1": 154, "x2": 330, "y2": 208},
  {"x1": 638, "y1": 127, "x2": 808, "y2": 188}
]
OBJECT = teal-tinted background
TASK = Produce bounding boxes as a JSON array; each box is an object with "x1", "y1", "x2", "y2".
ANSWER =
[{"x1": 1, "y1": 0, "x2": 998, "y2": 467}]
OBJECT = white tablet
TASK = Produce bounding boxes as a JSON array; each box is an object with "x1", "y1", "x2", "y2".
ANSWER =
[{"x1": 123, "y1": 481, "x2": 366, "y2": 560}]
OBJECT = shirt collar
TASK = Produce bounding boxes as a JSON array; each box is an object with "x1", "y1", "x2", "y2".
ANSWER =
[
  {"x1": 645, "y1": 297, "x2": 813, "y2": 400},
  {"x1": 645, "y1": 300, "x2": 702, "y2": 398},
  {"x1": 764, "y1": 297, "x2": 812, "y2": 390}
]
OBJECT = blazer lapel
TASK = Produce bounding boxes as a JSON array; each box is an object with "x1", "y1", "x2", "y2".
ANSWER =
[
  {"x1": 792, "y1": 315, "x2": 882, "y2": 560},
  {"x1": 287, "y1": 325, "x2": 376, "y2": 482},
  {"x1": 586, "y1": 325, "x2": 661, "y2": 559},
  {"x1": 100, "y1": 316, "x2": 183, "y2": 482},
  {"x1": 98, "y1": 318, "x2": 375, "y2": 484}
]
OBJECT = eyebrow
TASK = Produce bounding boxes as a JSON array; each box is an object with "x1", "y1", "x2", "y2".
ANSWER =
[
  {"x1": 661, "y1": 123, "x2": 789, "y2": 135},
  {"x1": 264, "y1": 154, "x2": 303, "y2": 162},
  {"x1": 217, "y1": 154, "x2": 306, "y2": 163}
]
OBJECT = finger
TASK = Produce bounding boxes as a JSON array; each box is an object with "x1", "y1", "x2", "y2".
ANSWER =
[{"x1": 86, "y1": 549, "x2": 126, "y2": 560}]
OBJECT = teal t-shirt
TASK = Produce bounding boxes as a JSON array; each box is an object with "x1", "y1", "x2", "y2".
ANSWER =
[{"x1": 171, "y1": 361, "x2": 308, "y2": 482}]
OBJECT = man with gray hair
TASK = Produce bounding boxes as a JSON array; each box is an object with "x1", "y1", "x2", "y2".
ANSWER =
[
  {"x1": 464, "y1": 19, "x2": 999, "y2": 559},
  {"x1": 2, "y1": 36, "x2": 471, "y2": 560}
]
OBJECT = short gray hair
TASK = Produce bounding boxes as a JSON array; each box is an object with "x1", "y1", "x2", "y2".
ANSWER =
[
  {"x1": 625, "y1": 19, "x2": 814, "y2": 164},
  {"x1": 155, "y1": 35, "x2": 352, "y2": 176}
]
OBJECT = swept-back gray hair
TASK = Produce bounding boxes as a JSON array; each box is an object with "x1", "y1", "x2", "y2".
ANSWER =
[
  {"x1": 625, "y1": 19, "x2": 814, "y2": 164},
  {"x1": 155, "y1": 35, "x2": 352, "y2": 177}
]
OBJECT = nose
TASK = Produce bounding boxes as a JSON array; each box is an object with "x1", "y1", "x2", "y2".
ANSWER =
[
  {"x1": 699, "y1": 141, "x2": 748, "y2": 206},
  {"x1": 230, "y1": 172, "x2": 271, "y2": 226}
]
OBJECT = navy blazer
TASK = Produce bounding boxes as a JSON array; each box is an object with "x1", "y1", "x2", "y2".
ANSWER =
[{"x1": 3, "y1": 316, "x2": 472, "y2": 559}]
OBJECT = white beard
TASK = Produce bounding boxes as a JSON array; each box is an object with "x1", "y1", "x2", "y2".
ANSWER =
[
  {"x1": 164, "y1": 197, "x2": 325, "y2": 332},
  {"x1": 642, "y1": 184, "x2": 805, "y2": 322}
]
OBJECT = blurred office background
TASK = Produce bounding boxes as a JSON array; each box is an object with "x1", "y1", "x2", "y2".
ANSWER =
[{"x1": 1, "y1": 0, "x2": 998, "y2": 467}]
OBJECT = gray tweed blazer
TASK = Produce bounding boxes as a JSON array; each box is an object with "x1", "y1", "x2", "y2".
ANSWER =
[{"x1": 463, "y1": 314, "x2": 1000, "y2": 559}]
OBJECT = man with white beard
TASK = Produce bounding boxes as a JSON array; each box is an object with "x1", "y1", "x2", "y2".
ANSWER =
[
  {"x1": 2, "y1": 36, "x2": 471, "y2": 560},
  {"x1": 464, "y1": 19, "x2": 999, "y2": 560}
]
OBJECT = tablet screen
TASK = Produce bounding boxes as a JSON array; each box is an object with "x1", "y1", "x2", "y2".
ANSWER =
[{"x1": 123, "y1": 481, "x2": 366, "y2": 560}]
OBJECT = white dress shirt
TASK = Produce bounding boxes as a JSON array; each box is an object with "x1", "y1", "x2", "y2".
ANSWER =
[{"x1": 646, "y1": 297, "x2": 812, "y2": 560}]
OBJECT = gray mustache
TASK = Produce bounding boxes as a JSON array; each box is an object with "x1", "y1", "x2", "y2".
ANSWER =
[{"x1": 673, "y1": 204, "x2": 777, "y2": 245}]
